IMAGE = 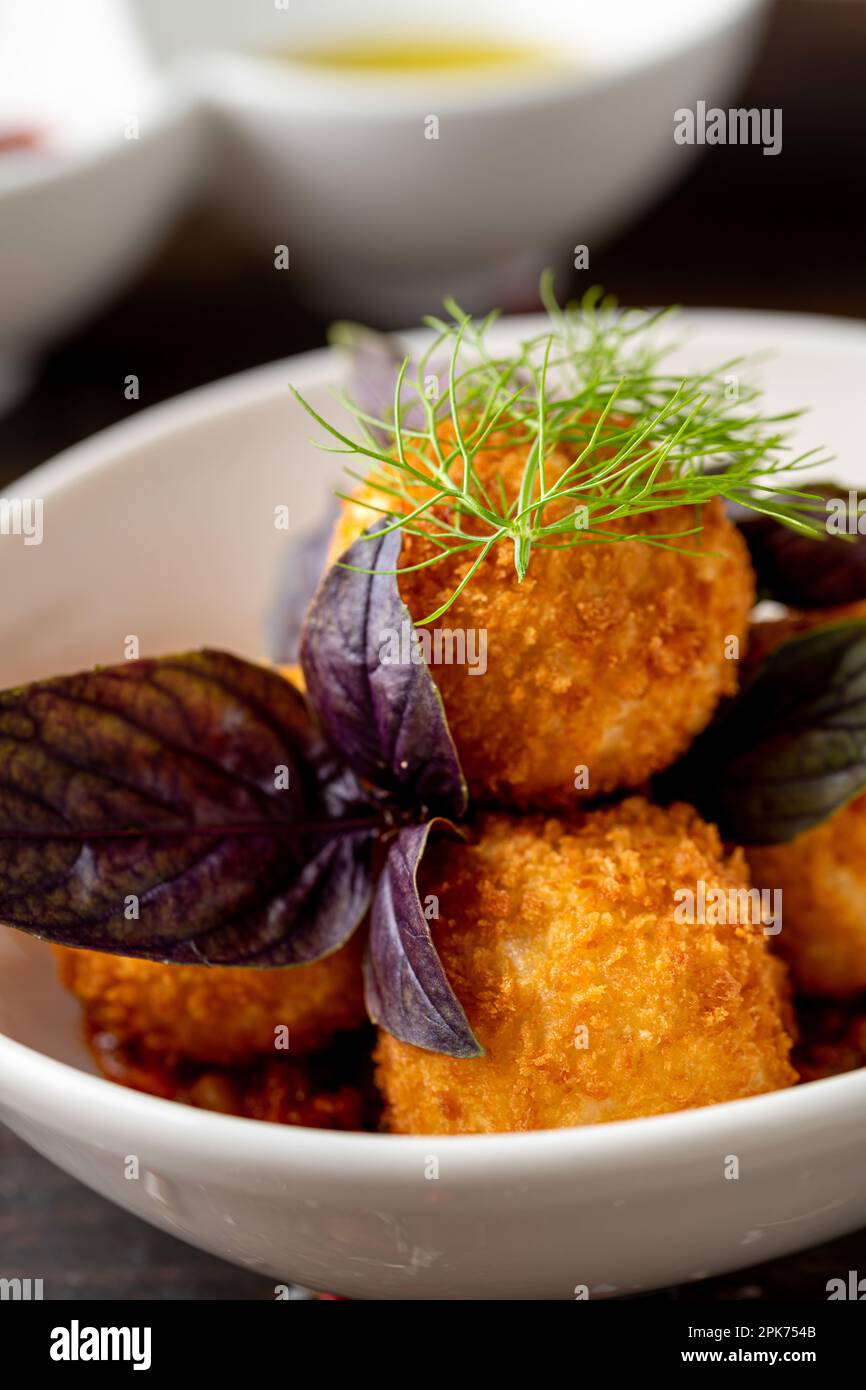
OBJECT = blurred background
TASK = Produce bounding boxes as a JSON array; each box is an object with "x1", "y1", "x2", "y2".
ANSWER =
[
  {"x1": 2, "y1": 0, "x2": 864, "y2": 490},
  {"x1": 1, "y1": 0, "x2": 865, "y2": 1299}
]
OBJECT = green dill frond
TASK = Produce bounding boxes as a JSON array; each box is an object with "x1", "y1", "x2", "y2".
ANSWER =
[{"x1": 290, "y1": 277, "x2": 832, "y2": 622}]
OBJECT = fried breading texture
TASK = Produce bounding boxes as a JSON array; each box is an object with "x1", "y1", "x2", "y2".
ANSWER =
[
  {"x1": 56, "y1": 932, "x2": 366, "y2": 1066},
  {"x1": 746, "y1": 603, "x2": 866, "y2": 997},
  {"x1": 748, "y1": 792, "x2": 866, "y2": 999},
  {"x1": 330, "y1": 436, "x2": 754, "y2": 809},
  {"x1": 375, "y1": 800, "x2": 796, "y2": 1133}
]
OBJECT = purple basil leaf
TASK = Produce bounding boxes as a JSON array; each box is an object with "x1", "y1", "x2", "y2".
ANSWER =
[
  {"x1": 269, "y1": 502, "x2": 339, "y2": 664},
  {"x1": 0, "y1": 650, "x2": 376, "y2": 964},
  {"x1": 270, "y1": 325, "x2": 441, "y2": 662},
  {"x1": 364, "y1": 820, "x2": 481, "y2": 1058},
  {"x1": 300, "y1": 523, "x2": 468, "y2": 819},
  {"x1": 730, "y1": 483, "x2": 866, "y2": 608},
  {"x1": 657, "y1": 619, "x2": 866, "y2": 844},
  {"x1": 330, "y1": 322, "x2": 427, "y2": 443}
]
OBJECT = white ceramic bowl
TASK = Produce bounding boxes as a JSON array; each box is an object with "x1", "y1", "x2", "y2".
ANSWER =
[
  {"x1": 1, "y1": 309, "x2": 865, "y2": 1300},
  {"x1": 146, "y1": 0, "x2": 770, "y2": 321}
]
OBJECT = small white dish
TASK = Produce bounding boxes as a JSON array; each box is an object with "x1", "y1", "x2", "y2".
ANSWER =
[
  {"x1": 0, "y1": 97, "x2": 200, "y2": 410},
  {"x1": 0, "y1": 0, "x2": 768, "y2": 404},
  {"x1": 1, "y1": 309, "x2": 864, "y2": 1300},
  {"x1": 154, "y1": 0, "x2": 770, "y2": 321},
  {"x1": 0, "y1": 1, "x2": 201, "y2": 411}
]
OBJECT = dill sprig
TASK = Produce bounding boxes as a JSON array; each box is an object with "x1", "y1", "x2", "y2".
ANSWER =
[{"x1": 291, "y1": 275, "x2": 831, "y2": 623}]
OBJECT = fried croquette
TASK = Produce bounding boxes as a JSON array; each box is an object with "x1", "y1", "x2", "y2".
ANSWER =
[
  {"x1": 746, "y1": 604, "x2": 866, "y2": 997},
  {"x1": 747, "y1": 795, "x2": 866, "y2": 998},
  {"x1": 375, "y1": 799, "x2": 796, "y2": 1133},
  {"x1": 329, "y1": 435, "x2": 754, "y2": 808},
  {"x1": 56, "y1": 932, "x2": 367, "y2": 1067}
]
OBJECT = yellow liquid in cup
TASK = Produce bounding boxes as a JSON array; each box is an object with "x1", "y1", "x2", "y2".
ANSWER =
[{"x1": 276, "y1": 38, "x2": 562, "y2": 77}]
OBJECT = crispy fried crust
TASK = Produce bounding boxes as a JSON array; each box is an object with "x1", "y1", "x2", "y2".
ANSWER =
[
  {"x1": 748, "y1": 801, "x2": 866, "y2": 997},
  {"x1": 56, "y1": 933, "x2": 367, "y2": 1066},
  {"x1": 375, "y1": 800, "x2": 796, "y2": 1133},
  {"x1": 745, "y1": 603, "x2": 866, "y2": 995},
  {"x1": 746, "y1": 605, "x2": 866, "y2": 997},
  {"x1": 330, "y1": 437, "x2": 754, "y2": 808}
]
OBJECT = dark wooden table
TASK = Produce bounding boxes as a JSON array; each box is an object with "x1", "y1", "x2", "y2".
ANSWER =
[{"x1": 1, "y1": 0, "x2": 865, "y2": 1299}]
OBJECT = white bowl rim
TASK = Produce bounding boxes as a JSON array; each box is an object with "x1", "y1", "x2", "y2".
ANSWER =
[
  {"x1": 3, "y1": 303, "x2": 866, "y2": 1178},
  {"x1": 9, "y1": 302, "x2": 866, "y2": 506}
]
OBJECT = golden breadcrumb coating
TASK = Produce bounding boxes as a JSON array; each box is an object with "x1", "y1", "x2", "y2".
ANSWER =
[
  {"x1": 746, "y1": 603, "x2": 866, "y2": 998},
  {"x1": 375, "y1": 799, "x2": 796, "y2": 1133},
  {"x1": 748, "y1": 795, "x2": 866, "y2": 998},
  {"x1": 56, "y1": 933, "x2": 367, "y2": 1067},
  {"x1": 329, "y1": 434, "x2": 754, "y2": 808}
]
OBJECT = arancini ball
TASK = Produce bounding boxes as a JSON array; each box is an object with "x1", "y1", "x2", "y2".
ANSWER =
[
  {"x1": 56, "y1": 932, "x2": 367, "y2": 1067},
  {"x1": 746, "y1": 603, "x2": 866, "y2": 998},
  {"x1": 748, "y1": 795, "x2": 866, "y2": 998},
  {"x1": 375, "y1": 799, "x2": 796, "y2": 1134},
  {"x1": 329, "y1": 434, "x2": 754, "y2": 809}
]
